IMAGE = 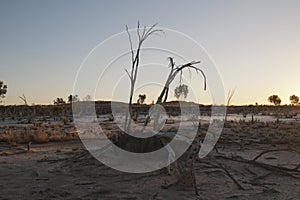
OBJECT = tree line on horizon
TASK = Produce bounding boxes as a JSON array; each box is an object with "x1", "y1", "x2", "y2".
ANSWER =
[
  {"x1": 1, "y1": 80, "x2": 300, "y2": 106},
  {"x1": 268, "y1": 94, "x2": 300, "y2": 106}
]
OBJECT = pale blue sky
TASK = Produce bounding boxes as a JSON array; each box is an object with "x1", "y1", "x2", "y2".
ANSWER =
[{"x1": 1, "y1": 0, "x2": 300, "y2": 105}]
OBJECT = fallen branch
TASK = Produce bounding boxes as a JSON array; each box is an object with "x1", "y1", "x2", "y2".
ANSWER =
[
  {"x1": 215, "y1": 154, "x2": 300, "y2": 179},
  {"x1": 253, "y1": 149, "x2": 292, "y2": 161},
  {"x1": 219, "y1": 164, "x2": 245, "y2": 190},
  {"x1": 197, "y1": 160, "x2": 245, "y2": 190},
  {"x1": 293, "y1": 164, "x2": 300, "y2": 171},
  {"x1": 0, "y1": 149, "x2": 28, "y2": 156}
]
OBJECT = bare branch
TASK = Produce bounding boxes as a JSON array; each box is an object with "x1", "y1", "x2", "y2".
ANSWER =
[
  {"x1": 188, "y1": 67, "x2": 192, "y2": 79},
  {"x1": 125, "y1": 22, "x2": 162, "y2": 132},
  {"x1": 227, "y1": 88, "x2": 236, "y2": 106},
  {"x1": 170, "y1": 62, "x2": 206, "y2": 91},
  {"x1": 137, "y1": 21, "x2": 141, "y2": 40},
  {"x1": 196, "y1": 68, "x2": 207, "y2": 90},
  {"x1": 126, "y1": 25, "x2": 134, "y2": 63},
  {"x1": 145, "y1": 23, "x2": 158, "y2": 36},
  {"x1": 252, "y1": 149, "x2": 290, "y2": 161},
  {"x1": 18, "y1": 94, "x2": 28, "y2": 105},
  {"x1": 179, "y1": 70, "x2": 183, "y2": 84},
  {"x1": 168, "y1": 57, "x2": 175, "y2": 69},
  {"x1": 141, "y1": 26, "x2": 146, "y2": 39},
  {"x1": 124, "y1": 68, "x2": 131, "y2": 79},
  {"x1": 219, "y1": 164, "x2": 245, "y2": 190},
  {"x1": 145, "y1": 29, "x2": 163, "y2": 38}
]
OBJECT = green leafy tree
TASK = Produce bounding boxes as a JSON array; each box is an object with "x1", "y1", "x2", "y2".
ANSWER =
[
  {"x1": 174, "y1": 84, "x2": 188, "y2": 100},
  {"x1": 68, "y1": 94, "x2": 79, "y2": 103},
  {"x1": 83, "y1": 94, "x2": 92, "y2": 101},
  {"x1": 137, "y1": 94, "x2": 146, "y2": 104},
  {"x1": 289, "y1": 94, "x2": 299, "y2": 105},
  {"x1": 0, "y1": 81, "x2": 7, "y2": 103},
  {"x1": 268, "y1": 95, "x2": 281, "y2": 106},
  {"x1": 53, "y1": 98, "x2": 66, "y2": 105}
]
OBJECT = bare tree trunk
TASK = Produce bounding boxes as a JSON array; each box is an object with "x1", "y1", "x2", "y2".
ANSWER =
[{"x1": 124, "y1": 22, "x2": 162, "y2": 133}]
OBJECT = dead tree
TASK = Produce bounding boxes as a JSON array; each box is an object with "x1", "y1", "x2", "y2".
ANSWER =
[
  {"x1": 143, "y1": 57, "x2": 206, "y2": 129},
  {"x1": 225, "y1": 88, "x2": 235, "y2": 122},
  {"x1": 227, "y1": 88, "x2": 235, "y2": 106},
  {"x1": 124, "y1": 22, "x2": 162, "y2": 132},
  {"x1": 18, "y1": 94, "x2": 28, "y2": 105},
  {"x1": 140, "y1": 58, "x2": 206, "y2": 195}
]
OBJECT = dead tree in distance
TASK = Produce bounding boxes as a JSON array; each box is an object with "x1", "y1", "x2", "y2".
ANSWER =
[
  {"x1": 225, "y1": 88, "x2": 235, "y2": 122},
  {"x1": 18, "y1": 94, "x2": 28, "y2": 105}
]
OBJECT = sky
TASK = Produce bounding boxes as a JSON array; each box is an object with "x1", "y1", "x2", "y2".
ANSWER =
[{"x1": 1, "y1": 0, "x2": 300, "y2": 105}]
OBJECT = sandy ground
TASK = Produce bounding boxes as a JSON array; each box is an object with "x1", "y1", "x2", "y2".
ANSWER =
[{"x1": 1, "y1": 122, "x2": 300, "y2": 200}]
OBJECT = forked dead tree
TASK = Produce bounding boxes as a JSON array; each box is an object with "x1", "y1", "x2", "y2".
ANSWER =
[
  {"x1": 148, "y1": 58, "x2": 206, "y2": 195},
  {"x1": 102, "y1": 22, "x2": 207, "y2": 195},
  {"x1": 124, "y1": 22, "x2": 162, "y2": 132},
  {"x1": 75, "y1": 23, "x2": 207, "y2": 196},
  {"x1": 158, "y1": 57, "x2": 206, "y2": 104},
  {"x1": 143, "y1": 57, "x2": 206, "y2": 129}
]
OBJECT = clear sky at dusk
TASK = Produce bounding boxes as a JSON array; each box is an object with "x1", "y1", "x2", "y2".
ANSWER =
[{"x1": 1, "y1": 0, "x2": 300, "y2": 105}]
